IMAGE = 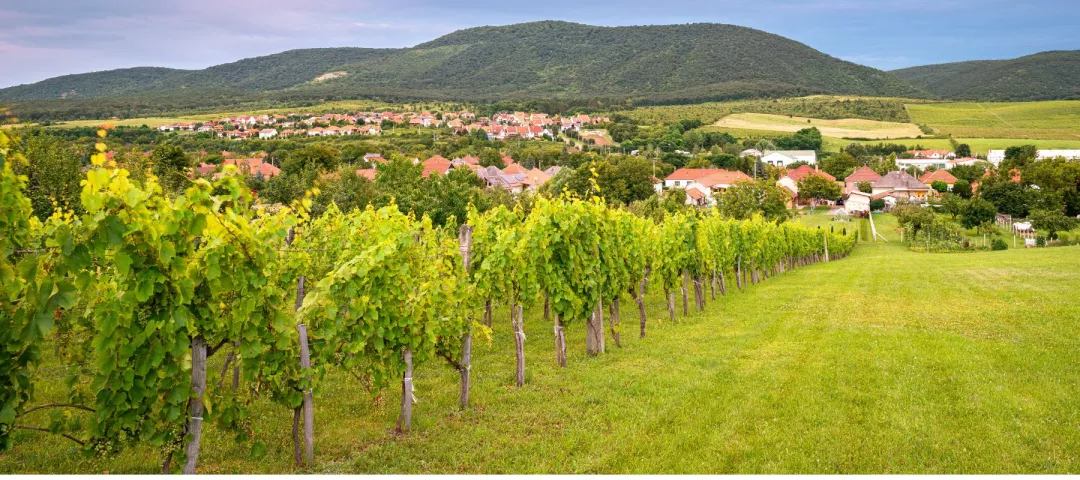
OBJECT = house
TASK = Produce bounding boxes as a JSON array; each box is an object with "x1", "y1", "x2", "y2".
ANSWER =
[
  {"x1": 872, "y1": 171, "x2": 930, "y2": 201},
  {"x1": 355, "y1": 168, "x2": 376, "y2": 180},
  {"x1": 363, "y1": 153, "x2": 387, "y2": 165},
  {"x1": 907, "y1": 149, "x2": 955, "y2": 160},
  {"x1": 896, "y1": 157, "x2": 950, "y2": 170},
  {"x1": 476, "y1": 166, "x2": 527, "y2": 193},
  {"x1": 739, "y1": 149, "x2": 763, "y2": 158},
  {"x1": 776, "y1": 165, "x2": 837, "y2": 206},
  {"x1": 761, "y1": 150, "x2": 817, "y2": 167},
  {"x1": 664, "y1": 168, "x2": 730, "y2": 189},
  {"x1": 843, "y1": 191, "x2": 873, "y2": 215},
  {"x1": 652, "y1": 176, "x2": 663, "y2": 194},
  {"x1": 522, "y1": 168, "x2": 552, "y2": 191},
  {"x1": 919, "y1": 169, "x2": 958, "y2": 192},
  {"x1": 986, "y1": 149, "x2": 1080, "y2": 167},
  {"x1": 947, "y1": 157, "x2": 982, "y2": 169},
  {"x1": 421, "y1": 155, "x2": 453, "y2": 177},
  {"x1": 844, "y1": 166, "x2": 881, "y2": 194},
  {"x1": 683, "y1": 170, "x2": 752, "y2": 206},
  {"x1": 258, "y1": 128, "x2": 277, "y2": 139}
]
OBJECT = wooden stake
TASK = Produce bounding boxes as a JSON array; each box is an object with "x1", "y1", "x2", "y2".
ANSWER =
[
  {"x1": 512, "y1": 305, "x2": 525, "y2": 386},
  {"x1": 681, "y1": 270, "x2": 690, "y2": 316},
  {"x1": 183, "y1": 336, "x2": 207, "y2": 475},
  {"x1": 396, "y1": 349, "x2": 414, "y2": 433},
  {"x1": 458, "y1": 224, "x2": 473, "y2": 408}
]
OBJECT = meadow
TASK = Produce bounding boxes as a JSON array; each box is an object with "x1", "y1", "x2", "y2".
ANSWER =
[
  {"x1": 906, "y1": 101, "x2": 1080, "y2": 141},
  {"x1": 713, "y1": 113, "x2": 924, "y2": 139},
  {"x1": 4, "y1": 221, "x2": 1079, "y2": 473}
]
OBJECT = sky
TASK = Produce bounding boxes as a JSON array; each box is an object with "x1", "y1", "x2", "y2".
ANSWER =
[{"x1": 1, "y1": 0, "x2": 1077, "y2": 88}]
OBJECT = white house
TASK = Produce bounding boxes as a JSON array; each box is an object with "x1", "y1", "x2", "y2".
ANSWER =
[
  {"x1": 895, "y1": 157, "x2": 950, "y2": 170},
  {"x1": 844, "y1": 191, "x2": 872, "y2": 214},
  {"x1": 987, "y1": 149, "x2": 1080, "y2": 166},
  {"x1": 761, "y1": 150, "x2": 817, "y2": 167},
  {"x1": 258, "y1": 128, "x2": 278, "y2": 139}
]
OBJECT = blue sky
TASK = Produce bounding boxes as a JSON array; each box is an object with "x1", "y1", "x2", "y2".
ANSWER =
[{"x1": 1, "y1": 0, "x2": 1076, "y2": 88}]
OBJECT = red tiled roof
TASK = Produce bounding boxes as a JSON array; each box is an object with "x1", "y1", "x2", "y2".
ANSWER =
[
  {"x1": 919, "y1": 169, "x2": 958, "y2": 184},
  {"x1": 665, "y1": 168, "x2": 727, "y2": 181},
  {"x1": 355, "y1": 168, "x2": 376, "y2": 180},
  {"x1": 845, "y1": 166, "x2": 881, "y2": 183},
  {"x1": 783, "y1": 164, "x2": 836, "y2": 182},
  {"x1": 695, "y1": 170, "x2": 752, "y2": 188}
]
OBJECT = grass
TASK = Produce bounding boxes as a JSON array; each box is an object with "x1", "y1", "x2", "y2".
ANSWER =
[
  {"x1": 713, "y1": 113, "x2": 924, "y2": 139},
  {"x1": 906, "y1": 101, "x2": 1080, "y2": 141},
  {"x1": 4, "y1": 222, "x2": 1080, "y2": 473}
]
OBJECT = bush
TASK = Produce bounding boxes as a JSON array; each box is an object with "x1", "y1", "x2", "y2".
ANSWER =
[
  {"x1": 870, "y1": 199, "x2": 885, "y2": 211},
  {"x1": 991, "y1": 238, "x2": 1008, "y2": 251},
  {"x1": 1036, "y1": 235, "x2": 1047, "y2": 247}
]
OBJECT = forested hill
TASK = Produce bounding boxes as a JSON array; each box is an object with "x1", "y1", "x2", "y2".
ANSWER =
[
  {"x1": 891, "y1": 50, "x2": 1080, "y2": 101},
  {"x1": 1, "y1": 21, "x2": 924, "y2": 115}
]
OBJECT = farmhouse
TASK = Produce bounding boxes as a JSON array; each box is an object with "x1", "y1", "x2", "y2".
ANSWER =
[
  {"x1": 761, "y1": 150, "x2": 817, "y2": 167},
  {"x1": 872, "y1": 171, "x2": 930, "y2": 201},
  {"x1": 664, "y1": 168, "x2": 729, "y2": 189},
  {"x1": 776, "y1": 165, "x2": 836, "y2": 200},
  {"x1": 919, "y1": 169, "x2": 958, "y2": 191},
  {"x1": 258, "y1": 128, "x2": 278, "y2": 139},
  {"x1": 987, "y1": 149, "x2": 1080, "y2": 166},
  {"x1": 843, "y1": 191, "x2": 873, "y2": 215},
  {"x1": 844, "y1": 166, "x2": 881, "y2": 194},
  {"x1": 683, "y1": 170, "x2": 752, "y2": 206}
]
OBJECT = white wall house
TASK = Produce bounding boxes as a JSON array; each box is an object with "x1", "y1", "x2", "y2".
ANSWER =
[
  {"x1": 258, "y1": 129, "x2": 278, "y2": 139},
  {"x1": 896, "y1": 158, "x2": 949, "y2": 170},
  {"x1": 987, "y1": 149, "x2": 1080, "y2": 166},
  {"x1": 761, "y1": 150, "x2": 817, "y2": 167}
]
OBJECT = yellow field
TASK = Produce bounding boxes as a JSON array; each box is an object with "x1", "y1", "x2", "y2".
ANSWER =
[{"x1": 713, "y1": 113, "x2": 924, "y2": 139}]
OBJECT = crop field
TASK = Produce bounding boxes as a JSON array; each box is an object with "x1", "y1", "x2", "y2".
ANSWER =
[
  {"x1": 713, "y1": 113, "x2": 924, "y2": 139},
  {"x1": 906, "y1": 101, "x2": 1080, "y2": 140},
  {"x1": 619, "y1": 96, "x2": 916, "y2": 125},
  {"x1": 5, "y1": 226, "x2": 1079, "y2": 473}
]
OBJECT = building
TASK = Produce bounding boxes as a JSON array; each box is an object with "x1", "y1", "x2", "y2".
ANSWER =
[
  {"x1": 896, "y1": 157, "x2": 950, "y2": 170},
  {"x1": 986, "y1": 149, "x2": 1080, "y2": 166},
  {"x1": 907, "y1": 149, "x2": 955, "y2": 160},
  {"x1": 919, "y1": 169, "x2": 958, "y2": 192},
  {"x1": 258, "y1": 128, "x2": 277, "y2": 139},
  {"x1": 761, "y1": 150, "x2": 817, "y2": 167},
  {"x1": 683, "y1": 170, "x2": 752, "y2": 206},
  {"x1": 844, "y1": 166, "x2": 881, "y2": 194},
  {"x1": 664, "y1": 168, "x2": 730, "y2": 189},
  {"x1": 843, "y1": 191, "x2": 873, "y2": 215},
  {"x1": 872, "y1": 171, "x2": 930, "y2": 201},
  {"x1": 775, "y1": 165, "x2": 837, "y2": 205}
]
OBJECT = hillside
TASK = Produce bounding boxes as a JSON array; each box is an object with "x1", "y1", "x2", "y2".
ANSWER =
[
  {"x1": 892, "y1": 50, "x2": 1080, "y2": 101},
  {"x1": 1, "y1": 21, "x2": 925, "y2": 118}
]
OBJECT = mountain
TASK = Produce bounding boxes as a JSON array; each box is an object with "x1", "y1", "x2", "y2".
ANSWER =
[
  {"x1": 892, "y1": 50, "x2": 1080, "y2": 101},
  {"x1": 1, "y1": 21, "x2": 925, "y2": 116}
]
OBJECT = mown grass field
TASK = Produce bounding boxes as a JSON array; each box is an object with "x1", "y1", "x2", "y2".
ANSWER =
[
  {"x1": 4, "y1": 216, "x2": 1079, "y2": 473},
  {"x1": 713, "y1": 113, "x2": 923, "y2": 140},
  {"x1": 906, "y1": 101, "x2": 1080, "y2": 140}
]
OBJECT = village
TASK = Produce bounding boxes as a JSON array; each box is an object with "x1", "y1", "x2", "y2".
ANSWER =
[{"x1": 156, "y1": 109, "x2": 611, "y2": 142}]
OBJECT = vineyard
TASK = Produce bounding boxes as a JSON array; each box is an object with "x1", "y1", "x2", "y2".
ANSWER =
[{"x1": 0, "y1": 129, "x2": 854, "y2": 473}]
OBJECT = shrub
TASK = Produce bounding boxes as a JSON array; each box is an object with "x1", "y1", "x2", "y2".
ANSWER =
[
  {"x1": 991, "y1": 238, "x2": 1008, "y2": 251},
  {"x1": 870, "y1": 199, "x2": 885, "y2": 211},
  {"x1": 1036, "y1": 235, "x2": 1047, "y2": 247}
]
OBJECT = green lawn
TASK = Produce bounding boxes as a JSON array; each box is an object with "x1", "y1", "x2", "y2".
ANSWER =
[{"x1": 4, "y1": 237, "x2": 1080, "y2": 473}]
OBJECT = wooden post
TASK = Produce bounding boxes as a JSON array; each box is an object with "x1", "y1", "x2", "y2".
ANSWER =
[
  {"x1": 586, "y1": 299, "x2": 604, "y2": 356},
  {"x1": 632, "y1": 283, "x2": 646, "y2": 339},
  {"x1": 396, "y1": 349, "x2": 414, "y2": 433},
  {"x1": 824, "y1": 232, "x2": 830, "y2": 262},
  {"x1": 719, "y1": 270, "x2": 727, "y2": 295},
  {"x1": 483, "y1": 299, "x2": 492, "y2": 327},
  {"x1": 736, "y1": 257, "x2": 743, "y2": 290},
  {"x1": 554, "y1": 313, "x2": 566, "y2": 367},
  {"x1": 681, "y1": 270, "x2": 690, "y2": 316},
  {"x1": 183, "y1": 335, "x2": 207, "y2": 475},
  {"x1": 297, "y1": 321, "x2": 314, "y2": 465},
  {"x1": 664, "y1": 288, "x2": 675, "y2": 322},
  {"x1": 292, "y1": 407, "x2": 302, "y2": 466},
  {"x1": 609, "y1": 297, "x2": 621, "y2": 348},
  {"x1": 457, "y1": 225, "x2": 473, "y2": 408},
  {"x1": 512, "y1": 304, "x2": 525, "y2": 387},
  {"x1": 710, "y1": 269, "x2": 716, "y2": 300}
]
